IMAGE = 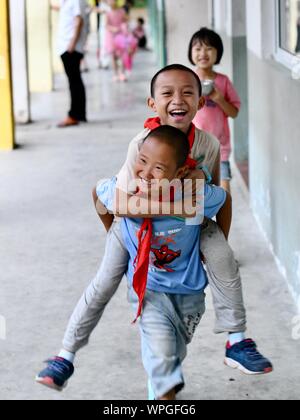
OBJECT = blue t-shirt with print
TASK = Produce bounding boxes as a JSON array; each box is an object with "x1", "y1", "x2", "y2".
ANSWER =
[{"x1": 97, "y1": 177, "x2": 226, "y2": 295}]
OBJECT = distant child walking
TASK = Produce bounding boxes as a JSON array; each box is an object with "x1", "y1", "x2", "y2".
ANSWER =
[
  {"x1": 189, "y1": 27, "x2": 241, "y2": 193},
  {"x1": 104, "y1": 0, "x2": 128, "y2": 81},
  {"x1": 133, "y1": 17, "x2": 147, "y2": 49},
  {"x1": 114, "y1": 22, "x2": 138, "y2": 79}
]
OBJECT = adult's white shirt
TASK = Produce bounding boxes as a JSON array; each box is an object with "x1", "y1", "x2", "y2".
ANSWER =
[{"x1": 57, "y1": 0, "x2": 89, "y2": 56}]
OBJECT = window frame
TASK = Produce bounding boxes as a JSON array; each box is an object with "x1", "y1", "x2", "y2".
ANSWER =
[{"x1": 274, "y1": 0, "x2": 300, "y2": 70}]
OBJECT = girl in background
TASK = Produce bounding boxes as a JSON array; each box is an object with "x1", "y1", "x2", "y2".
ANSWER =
[
  {"x1": 104, "y1": 0, "x2": 127, "y2": 81},
  {"x1": 189, "y1": 28, "x2": 241, "y2": 193},
  {"x1": 114, "y1": 22, "x2": 138, "y2": 80}
]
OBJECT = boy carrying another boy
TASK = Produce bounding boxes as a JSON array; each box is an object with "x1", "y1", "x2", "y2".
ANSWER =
[
  {"x1": 36, "y1": 65, "x2": 272, "y2": 394},
  {"x1": 98, "y1": 125, "x2": 228, "y2": 399}
]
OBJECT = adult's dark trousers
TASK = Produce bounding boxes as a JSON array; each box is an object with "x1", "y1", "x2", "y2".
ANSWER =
[
  {"x1": 61, "y1": 51, "x2": 86, "y2": 121},
  {"x1": 296, "y1": 24, "x2": 300, "y2": 53}
]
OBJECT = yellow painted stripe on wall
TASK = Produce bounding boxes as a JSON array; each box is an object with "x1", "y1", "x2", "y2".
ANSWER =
[{"x1": 0, "y1": 0, "x2": 15, "y2": 150}]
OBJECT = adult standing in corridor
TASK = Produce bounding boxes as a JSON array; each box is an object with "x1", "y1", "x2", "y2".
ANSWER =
[{"x1": 54, "y1": 0, "x2": 89, "y2": 127}]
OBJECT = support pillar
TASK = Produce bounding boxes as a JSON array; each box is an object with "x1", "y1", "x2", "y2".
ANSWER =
[
  {"x1": 10, "y1": 0, "x2": 31, "y2": 123},
  {"x1": 0, "y1": 0, "x2": 15, "y2": 150},
  {"x1": 26, "y1": 0, "x2": 53, "y2": 92}
]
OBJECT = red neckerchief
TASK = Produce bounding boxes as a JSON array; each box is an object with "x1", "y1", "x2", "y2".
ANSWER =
[
  {"x1": 132, "y1": 218, "x2": 153, "y2": 323},
  {"x1": 132, "y1": 118, "x2": 197, "y2": 322}
]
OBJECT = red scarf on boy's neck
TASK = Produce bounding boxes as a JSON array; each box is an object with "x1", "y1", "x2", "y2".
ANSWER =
[{"x1": 132, "y1": 118, "x2": 197, "y2": 323}]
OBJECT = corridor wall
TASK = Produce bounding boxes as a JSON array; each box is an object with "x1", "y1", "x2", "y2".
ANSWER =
[
  {"x1": 246, "y1": 0, "x2": 300, "y2": 311},
  {"x1": 213, "y1": 0, "x2": 249, "y2": 169},
  {"x1": 164, "y1": 0, "x2": 210, "y2": 65}
]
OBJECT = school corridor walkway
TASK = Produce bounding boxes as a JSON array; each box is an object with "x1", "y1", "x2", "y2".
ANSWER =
[{"x1": 0, "y1": 48, "x2": 300, "y2": 401}]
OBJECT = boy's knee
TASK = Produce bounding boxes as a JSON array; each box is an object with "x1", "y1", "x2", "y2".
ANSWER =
[
  {"x1": 201, "y1": 221, "x2": 239, "y2": 279},
  {"x1": 204, "y1": 241, "x2": 239, "y2": 281},
  {"x1": 151, "y1": 341, "x2": 177, "y2": 360},
  {"x1": 206, "y1": 253, "x2": 239, "y2": 282}
]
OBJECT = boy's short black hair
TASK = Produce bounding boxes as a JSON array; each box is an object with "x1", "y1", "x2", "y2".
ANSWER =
[
  {"x1": 138, "y1": 17, "x2": 145, "y2": 25},
  {"x1": 188, "y1": 27, "x2": 224, "y2": 65},
  {"x1": 150, "y1": 64, "x2": 202, "y2": 98},
  {"x1": 143, "y1": 125, "x2": 190, "y2": 168}
]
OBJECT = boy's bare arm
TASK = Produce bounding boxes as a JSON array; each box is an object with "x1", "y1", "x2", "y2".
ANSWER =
[
  {"x1": 216, "y1": 191, "x2": 232, "y2": 240},
  {"x1": 211, "y1": 149, "x2": 221, "y2": 186},
  {"x1": 92, "y1": 188, "x2": 114, "y2": 232}
]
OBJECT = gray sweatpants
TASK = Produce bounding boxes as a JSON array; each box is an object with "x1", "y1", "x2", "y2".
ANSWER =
[{"x1": 63, "y1": 220, "x2": 246, "y2": 353}]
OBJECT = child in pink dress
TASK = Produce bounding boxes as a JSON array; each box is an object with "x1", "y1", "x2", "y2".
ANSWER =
[
  {"x1": 104, "y1": 0, "x2": 127, "y2": 81},
  {"x1": 189, "y1": 28, "x2": 241, "y2": 193},
  {"x1": 114, "y1": 22, "x2": 138, "y2": 80}
]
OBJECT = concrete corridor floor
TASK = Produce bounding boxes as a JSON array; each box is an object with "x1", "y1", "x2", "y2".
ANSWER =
[{"x1": 0, "y1": 49, "x2": 300, "y2": 401}]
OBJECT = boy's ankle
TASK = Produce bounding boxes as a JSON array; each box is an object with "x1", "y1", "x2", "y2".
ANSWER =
[
  {"x1": 228, "y1": 332, "x2": 246, "y2": 346},
  {"x1": 159, "y1": 388, "x2": 176, "y2": 401},
  {"x1": 58, "y1": 349, "x2": 76, "y2": 364}
]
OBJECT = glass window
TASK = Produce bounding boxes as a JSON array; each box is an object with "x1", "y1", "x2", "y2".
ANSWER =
[{"x1": 279, "y1": 0, "x2": 300, "y2": 54}]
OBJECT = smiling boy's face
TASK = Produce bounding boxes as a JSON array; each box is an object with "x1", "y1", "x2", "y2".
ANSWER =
[
  {"x1": 148, "y1": 69, "x2": 205, "y2": 134},
  {"x1": 134, "y1": 137, "x2": 187, "y2": 193}
]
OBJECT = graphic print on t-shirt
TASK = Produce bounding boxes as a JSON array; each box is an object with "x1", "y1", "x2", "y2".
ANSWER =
[
  {"x1": 135, "y1": 227, "x2": 183, "y2": 273},
  {"x1": 151, "y1": 245, "x2": 181, "y2": 272}
]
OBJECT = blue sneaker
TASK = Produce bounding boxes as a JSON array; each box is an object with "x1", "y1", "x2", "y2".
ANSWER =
[
  {"x1": 35, "y1": 357, "x2": 74, "y2": 391},
  {"x1": 225, "y1": 339, "x2": 273, "y2": 375}
]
